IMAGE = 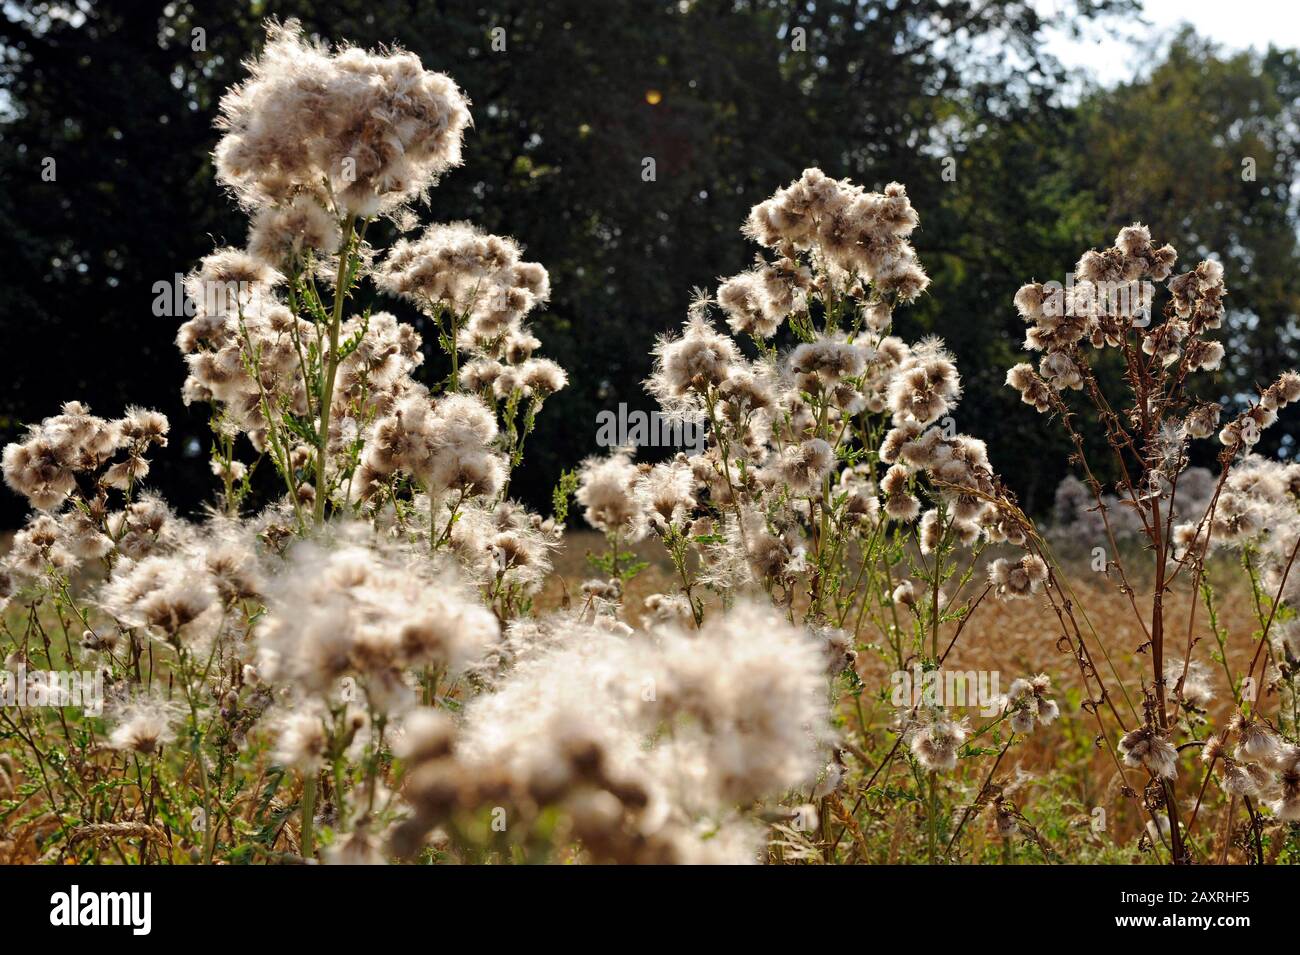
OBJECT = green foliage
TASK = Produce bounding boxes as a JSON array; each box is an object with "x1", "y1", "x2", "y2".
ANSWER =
[{"x1": 550, "y1": 467, "x2": 579, "y2": 524}]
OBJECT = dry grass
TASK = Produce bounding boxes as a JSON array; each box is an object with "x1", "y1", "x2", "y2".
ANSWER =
[{"x1": 541, "y1": 530, "x2": 1267, "y2": 859}]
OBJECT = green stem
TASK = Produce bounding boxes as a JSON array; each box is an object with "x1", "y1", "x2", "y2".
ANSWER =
[
  {"x1": 314, "y1": 217, "x2": 357, "y2": 523},
  {"x1": 301, "y1": 773, "x2": 317, "y2": 859}
]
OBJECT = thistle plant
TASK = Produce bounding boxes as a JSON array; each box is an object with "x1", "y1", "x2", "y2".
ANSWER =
[
  {"x1": 576, "y1": 169, "x2": 1072, "y2": 863},
  {"x1": 0, "y1": 21, "x2": 1295, "y2": 867},
  {"x1": 0, "y1": 23, "x2": 847, "y2": 866},
  {"x1": 1006, "y1": 224, "x2": 1300, "y2": 862}
]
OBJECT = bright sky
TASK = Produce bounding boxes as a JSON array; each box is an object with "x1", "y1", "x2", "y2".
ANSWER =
[{"x1": 1038, "y1": 0, "x2": 1300, "y2": 85}]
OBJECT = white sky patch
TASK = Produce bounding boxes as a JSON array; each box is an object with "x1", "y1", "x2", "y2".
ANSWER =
[{"x1": 1037, "y1": 0, "x2": 1300, "y2": 86}]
